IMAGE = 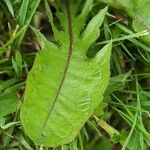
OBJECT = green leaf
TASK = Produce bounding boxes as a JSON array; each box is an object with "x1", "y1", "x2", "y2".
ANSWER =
[
  {"x1": 95, "y1": 117, "x2": 121, "y2": 143},
  {"x1": 18, "y1": 0, "x2": 41, "y2": 27},
  {"x1": 3, "y1": 0, "x2": 14, "y2": 17},
  {"x1": 81, "y1": 6, "x2": 108, "y2": 52},
  {"x1": 0, "y1": 121, "x2": 20, "y2": 129},
  {"x1": 0, "y1": 118, "x2": 6, "y2": 134},
  {"x1": 12, "y1": 51, "x2": 23, "y2": 78},
  {"x1": 132, "y1": 0, "x2": 150, "y2": 43},
  {"x1": 98, "y1": 0, "x2": 134, "y2": 15},
  {"x1": 21, "y1": 1, "x2": 111, "y2": 147},
  {"x1": 18, "y1": 0, "x2": 30, "y2": 27},
  {"x1": 0, "y1": 92, "x2": 21, "y2": 118},
  {"x1": 0, "y1": 78, "x2": 17, "y2": 94},
  {"x1": 98, "y1": 0, "x2": 150, "y2": 43},
  {"x1": 15, "y1": 0, "x2": 41, "y2": 48}
]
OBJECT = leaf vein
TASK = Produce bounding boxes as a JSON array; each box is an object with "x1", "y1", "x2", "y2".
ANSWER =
[{"x1": 41, "y1": 0, "x2": 73, "y2": 133}]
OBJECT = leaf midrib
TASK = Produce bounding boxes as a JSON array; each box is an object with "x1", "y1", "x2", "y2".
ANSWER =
[{"x1": 41, "y1": 0, "x2": 73, "y2": 132}]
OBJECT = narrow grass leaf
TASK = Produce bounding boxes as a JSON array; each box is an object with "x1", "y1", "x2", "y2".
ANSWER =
[{"x1": 3, "y1": 0, "x2": 14, "y2": 17}]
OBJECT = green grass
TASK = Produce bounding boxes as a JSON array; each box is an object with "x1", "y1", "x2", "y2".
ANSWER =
[{"x1": 0, "y1": 0, "x2": 150, "y2": 149}]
